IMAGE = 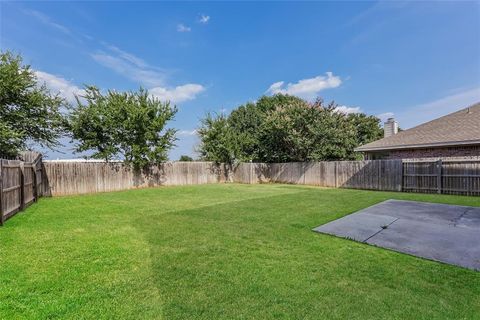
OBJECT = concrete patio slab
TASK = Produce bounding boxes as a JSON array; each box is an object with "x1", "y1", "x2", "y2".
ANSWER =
[
  {"x1": 313, "y1": 200, "x2": 480, "y2": 270},
  {"x1": 313, "y1": 213, "x2": 398, "y2": 242}
]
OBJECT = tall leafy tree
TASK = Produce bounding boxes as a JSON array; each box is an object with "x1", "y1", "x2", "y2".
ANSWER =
[
  {"x1": 197, "y1": 113, "x2": 236, "y2": 164},
  {"x1": 348, "y1": 113, "x2": 383, "y2": 148},
  {"x1": 255, "y1": 94, "x2": 306, "y2": 112},
  {"x1": 259, "y1": 98, "x2": 358, "y2": 162},
  {"x1": 198, "y1": 94, "x2": 382, "y2": 163},
  {"x1": 227, "y1": 102, "x2": 263, "y2": 162},
  {"x1": 179, "y1": 155, "x2": 194, "y2": 161},
  {"x1": 226, "y1": 95, "x2": 310, "y2": 162},
  {"x1": 69, "y1": 86, "x2": 177, "y2": 169},
  {"x1": 257, "y1": 97, "x2": 313, "y2": 162},
  {"x1": 0, "y1": 51, "x2": 65, "y2": 157}
]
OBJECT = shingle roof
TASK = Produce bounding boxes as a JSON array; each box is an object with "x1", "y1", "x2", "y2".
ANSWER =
[{"x1": 355, "y1": 102, "x2": 480, "y2": 152}]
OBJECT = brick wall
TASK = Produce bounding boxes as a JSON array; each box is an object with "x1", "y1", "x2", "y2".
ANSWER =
[{"x1": 366, "y1": 145, "x2": 480, "y2": 160}]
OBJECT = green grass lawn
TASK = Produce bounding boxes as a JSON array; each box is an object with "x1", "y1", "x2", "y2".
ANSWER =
[{"x1": 1, "y1": 184, "x2": 479, "y2": 319}]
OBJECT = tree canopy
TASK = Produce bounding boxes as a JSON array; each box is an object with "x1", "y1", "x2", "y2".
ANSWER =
[
  {"x1": 197, "y1": 95, "x2": 383, "y2": 164},
  {"x1": 69, "y1": 86, "x2": 177, "y2": 169},
  {"x1": 179, "y1": 155, "x2": 194, "y2": 161},
  {"x1": 0, "y1": 51, "x2": 66, "y2": 157},
  {"x1": 347, "y1": 112, "x2": 384, "y2": 147},
  {"x1": 197, "y1": 113, "x2": 235, "y2": 164}
]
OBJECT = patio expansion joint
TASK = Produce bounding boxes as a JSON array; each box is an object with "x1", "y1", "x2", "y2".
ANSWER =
[
  {"x1": 362, "y1": 217, "x2": 399, "y2": 243},
  {"x1": 453, "y1": 208, "x2": 472, "y2": 227}
]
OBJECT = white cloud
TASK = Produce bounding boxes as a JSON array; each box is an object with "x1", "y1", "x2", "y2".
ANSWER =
[
  {"x1": 177, "y1": 24, "x2": 191, "y2": 32},
  {"x1": 150, "y1": 84, "x2": 205, "y2": 103},
  {"x1": 91, "y1": 44, "x2": 204, "y2": 103},
  {"x1": 334, "y1": 105, "x2": 361, "y2": 114},
  {"x1": 178, "y1": 129, "x2": 198, "y2": 136},
  {"x1": 267, "y1": 81, "x2": 285, "y2": 94},
  {"x1": 24, "y1": 9, "x2": 71, "y2": 35},
  {"x1": 35, "y1": 69, "x2": 204, "y2": 105},
  {"x1": 102, "y1": 43, "x2": 148, "y2": 68},
  {"x1": 266, "y1": 72, "x2": 342, "y2": 99},
  {"x1": 91, "y1": 52, "x2": 165, "y2": 87},
  {"x1": 376, "y1": 112, "x2": 395, "y2": 123},
  {"x1": 35, "y1": 71, "x2": 84, "y2": 103},
  {"x1": 199, "y1": 14, "x2": 210, "y2": 24}
]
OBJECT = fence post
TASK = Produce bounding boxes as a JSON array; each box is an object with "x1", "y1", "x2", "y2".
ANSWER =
[
  {"x1": 400, "y1": 161, "x2": 404, "y2": 192},
  {"x1": 250, "y1": 162, "x2": 254, "y2": 184},
  {"x1": 378, "y1": 160, "x2": 382, "y2": 191},
  {"x1": 334, "y1": 161, "x2": 338, "y2": 188},
  {"x1": 303, "y1": 162, "x2": 306, "y2": 185},
  {"x1": 37, "y1": 160, "x2": 44, "y2": 197},
  {"x1": 32, "y1": 164, "x2": 38, "y2": 202},
  {"x1": 436, "y1": 159, "x2": 442, "y2": 194},
  {"x1": 19, "y1": 162, "x2": 25, "y2": 210},
  {"x1": 0, "y1": 160, "x2": 4, "y2": 226}
]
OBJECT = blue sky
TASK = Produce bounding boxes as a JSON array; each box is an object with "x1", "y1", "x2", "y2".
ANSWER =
[{"x1": 1, "y1": 1, "x2": 479, "y2": 160}]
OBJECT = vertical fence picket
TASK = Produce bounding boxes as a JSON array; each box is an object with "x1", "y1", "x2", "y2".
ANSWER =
[
  {"x1": 32, "y1": 164, "x2": 38, "y2": 202},
  {"x1": 436, "y1": 160, "x2": 442, "y2": 194},
  {"x1": 19, "y1": 162, "x2": 25, "y2": 211},
  {"x1": 0, "y1": 161, "x2": 4, "y2": 226}
]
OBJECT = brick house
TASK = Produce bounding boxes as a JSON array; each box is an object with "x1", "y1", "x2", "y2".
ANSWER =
[{"x1": 355, "y1": 103, "x2": 480, "y2": 160}]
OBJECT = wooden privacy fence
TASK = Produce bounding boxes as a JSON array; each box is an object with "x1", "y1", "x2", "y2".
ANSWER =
[
  {"x1": 3, "y1": 156, "x2": 478, "y2": 225},
  {"x1": 42, "y1": 159, "x2": 480, "y2": 197},
  {"x1": 403, "y1": 159, "x2": 480, "y2": 196},
  {"x1": 2, "y1": 157, "x2": 480, "y2": 224},
  {"x1": 234, "y1": 160, "x2": 404, "y2": 191},
  {"x1": 42, "y1": 161, "x2": 231, "y2": 196},
  {"x1": 236, "y1": 159, "x2": 480, "y2": 196},
  {"x1": 42, "y1": 160, "x2": 405, "y2": 196},
  {"x1": 268, "y1": 160, "x2": 403, "y2": 190},
  {"x1": 0, "y1": 155, "x2": 43, "y2": 224}
]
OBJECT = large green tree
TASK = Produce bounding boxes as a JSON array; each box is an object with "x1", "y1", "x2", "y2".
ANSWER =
[
  {"x1": 69, "y1": 86, "x2": 177, "y2": 169},
  {"x1": 197, "y1": 113, "x2": 236, "y2": 164},
  {"x1": 0, "y1": 51, "x2": 65, "y2": 157},
  {"x1": 226, "y1": 95, "x2": 308, "y2": 163},
  {"x1": 227, "y1": 102, "x2": 264, "y2": 162},
  {"x1": 258, "y1": 98, "x2": 358, "y2": 162},
  {"x1": 197, "y1": 94, "x2": 382, "y2": 163},
  {"x1": 348, "y1": 113, "x2": 383, "y2": 149},
  {"x1": 179, "y1": 155, "x2": 194, "y2": 161}
]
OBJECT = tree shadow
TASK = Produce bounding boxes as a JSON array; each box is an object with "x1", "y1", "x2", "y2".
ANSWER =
[{"x1": 133, "y1": 164, "x2": 168, "y2": 188}]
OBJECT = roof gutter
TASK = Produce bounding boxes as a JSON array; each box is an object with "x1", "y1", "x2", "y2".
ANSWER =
[{"x1": 355, "y1": 139, "x2": 480, "y2": 152}]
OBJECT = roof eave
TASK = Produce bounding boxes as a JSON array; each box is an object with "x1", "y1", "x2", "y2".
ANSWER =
[{"x1": 355, "y1": 139, "x2": 480, "y2": 152}]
